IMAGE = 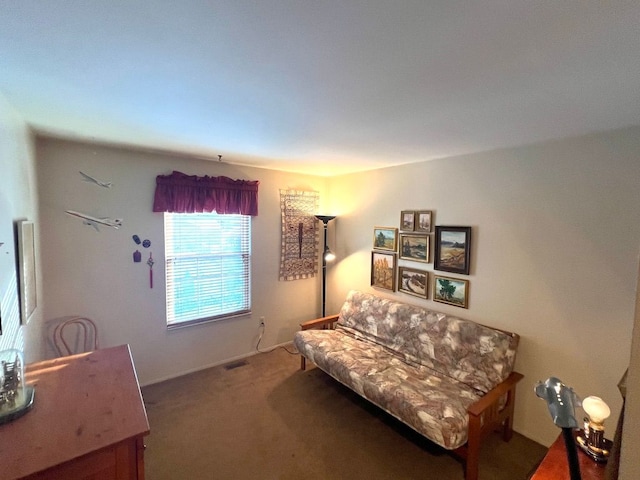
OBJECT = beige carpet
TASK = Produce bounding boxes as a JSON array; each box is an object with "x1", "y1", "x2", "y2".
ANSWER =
[{"x1": 141, "y1": 346, "x2": 546, "y2": 479}]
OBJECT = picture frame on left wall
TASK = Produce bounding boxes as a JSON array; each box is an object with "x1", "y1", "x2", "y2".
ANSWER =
[
  {"x1": 17, "y1": 220, "x2": 37, "y2": 324},
  {"x1": 371, "y1": 251, "x2": 397, "y2": 291}
]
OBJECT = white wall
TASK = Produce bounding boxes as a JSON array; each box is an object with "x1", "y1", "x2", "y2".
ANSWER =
[
  {"x1": 35, "y1": 127, "x2": 640, "y2": 454},
  {"x1": 36, "y1": 137, "x2": 328, "y2": 385},
  {"x1": 620, "y1": 260, "x2": 640, "y2": 480},
  {"x1": 0, "y1": 92, "x2": 44, "y2": 361},
  {"x1": 327, "y1": 126, "x2": 640, "y2": 447}
]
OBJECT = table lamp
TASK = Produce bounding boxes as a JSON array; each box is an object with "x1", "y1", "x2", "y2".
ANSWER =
[
  {"x1": 577, "y1": 395, "x2": 612, "y2": 462},
  {"x1": 535, "y1": 377, "x2": 582, "y2": 480}
]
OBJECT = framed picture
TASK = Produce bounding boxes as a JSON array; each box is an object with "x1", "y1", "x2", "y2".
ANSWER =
[
  {"x1": 434, "y1": 226, "x2": 471, "y2": 275},
  {"x1": 399, "y1": 233, "x2": 430, "y2": 263},
  {"x1": 17, "y1": 220, "x2": 37, "y2": 324},
  {"x1": 433, "y1": 275, "x2": 469, "y2": 308},
  {"x1": 373, "y1": 227, "x2": 398, "y2": 251},
  {"x1": 400, "y1": 211, "x2": 415, "y2": 231},
  {"x1": 415, "y1": 210, "x2": 432, "y2": 232},
  {"x1": 371, "y1": 251, "x2": 397, "y2": 291},
  {"x1": 399, "y1": 267, "x2": 428, "y2": 299}
]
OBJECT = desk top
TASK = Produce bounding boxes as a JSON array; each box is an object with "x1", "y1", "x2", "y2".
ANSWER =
[
  {"x1": 0, "y1": 345, "x2": 150, "y2": 479},
  {"x1": 531, "y1": 431, "x2": 606, "y2": 480}
]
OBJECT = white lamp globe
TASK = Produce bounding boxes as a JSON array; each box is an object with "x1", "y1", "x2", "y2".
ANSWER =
[{"x1": 582, "y1": 396, "x2": 610, "y2": 424}]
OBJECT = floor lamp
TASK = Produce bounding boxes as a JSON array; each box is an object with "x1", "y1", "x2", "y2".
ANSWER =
[{"x1": 315, "y1": 215, "x2": 336, "y2": 317}]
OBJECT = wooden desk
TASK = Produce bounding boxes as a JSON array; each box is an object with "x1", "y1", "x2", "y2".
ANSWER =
[
  {"x1": 531, "y1": 431, "x2": 606, "y2": 480},
  {"x1": 0, "y1": 345, "x2": 150, "y2": 479}
]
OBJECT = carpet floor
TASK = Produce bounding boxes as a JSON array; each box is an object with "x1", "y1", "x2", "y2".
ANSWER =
[{"x1": 141, "y1": 346, "x2": 546, "y2": 480}]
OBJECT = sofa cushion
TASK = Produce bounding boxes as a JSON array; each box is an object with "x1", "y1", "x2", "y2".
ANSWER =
[
  {"x1": 335, "y1": 290, "x2": 519, "y2": 393},
  {"x1": 293, "y1": 329, "x2": 481, "y2": 449}
]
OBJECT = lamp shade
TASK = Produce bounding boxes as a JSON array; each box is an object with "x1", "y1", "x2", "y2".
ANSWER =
[
  {"x1": 583, "y1": 396, "x2": 610, "y2": 423},
  {"x1": 315, "y1": 215, "x2": 336, "y2": 224},
  {"x1": 535, "y1": 376, "x2": 580, "y2": 428}
]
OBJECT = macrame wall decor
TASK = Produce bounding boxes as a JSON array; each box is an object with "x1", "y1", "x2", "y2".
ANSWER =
[{"x1": 279, "y1": 189, "x2": 319, "y2": 281}]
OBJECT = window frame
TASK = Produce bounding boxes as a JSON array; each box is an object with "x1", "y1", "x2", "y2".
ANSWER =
[{"x1": 163, "y1": 212, "x2": 252, "y2": 330}]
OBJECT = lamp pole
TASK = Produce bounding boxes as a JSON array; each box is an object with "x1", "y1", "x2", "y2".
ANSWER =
[{"x1": 315, "y1": 215, "x2": 336, "y2": 317}]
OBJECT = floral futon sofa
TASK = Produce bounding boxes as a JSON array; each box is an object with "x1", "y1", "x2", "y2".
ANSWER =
[{"x1": 293, "y1": 290, "x2": 523, "y2": 480}]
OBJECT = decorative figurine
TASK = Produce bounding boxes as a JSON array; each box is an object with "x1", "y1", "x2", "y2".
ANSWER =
[
  {"x1": 79, "y1": 171, "x2": 113, "y2": 188},
  {"x1": 147, "y1": 253, "x2": 154, "y2": 288},
  {"x1": 65, "y1": 210, "x2": 122, "y2": 231},
  {"x1": 0, "y1": 349, "x2": 35, "y2": 425},
  {"x1": 0, "y1": 353, "x2": 21, "y2": 407}
]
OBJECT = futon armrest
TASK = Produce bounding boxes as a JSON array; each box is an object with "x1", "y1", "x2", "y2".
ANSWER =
[
  {"x1": 467, "y1": 371, "x2": 523, "y2": 417},
  {"x1": 300, "y1": 314, "x2": 340, "y2": 330},
  {"x1": 458, "y1": 371, "x2": 523, "y2": 480}
]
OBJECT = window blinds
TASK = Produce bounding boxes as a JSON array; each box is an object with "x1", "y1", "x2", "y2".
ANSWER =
[{"x1": 164, "y1": 212, "x2": 251, "y2": 327}]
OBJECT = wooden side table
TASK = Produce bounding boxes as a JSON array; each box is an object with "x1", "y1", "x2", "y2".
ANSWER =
[
  {"x1": 0, "y1": 345, "x2": 150, "y2": 479},
  {"x1": 530, "y1": 431, "x2": 606, "y2": 480}
]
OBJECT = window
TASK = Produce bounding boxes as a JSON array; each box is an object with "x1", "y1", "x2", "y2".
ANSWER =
[{"x1": 164, "y1": 212, "x2": 251, "y2": 328}]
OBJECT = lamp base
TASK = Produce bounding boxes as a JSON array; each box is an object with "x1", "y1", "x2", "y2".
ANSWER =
[{"x1": 576, "y1": 433, "x2": 613, "y2": 463}]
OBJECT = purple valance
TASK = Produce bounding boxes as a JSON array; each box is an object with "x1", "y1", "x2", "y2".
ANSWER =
[{"x1": 153, "y1": 171, "x2": 259, "y2": 216}]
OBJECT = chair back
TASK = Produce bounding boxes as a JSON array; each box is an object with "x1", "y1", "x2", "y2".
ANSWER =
[{"x1": 53, "y1": 317, "x2": 99, "y2": 356}]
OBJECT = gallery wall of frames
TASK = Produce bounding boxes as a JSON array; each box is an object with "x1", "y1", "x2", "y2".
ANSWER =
[{"x1": 371, "y1": 210, "x2": 471, "y2": 308}]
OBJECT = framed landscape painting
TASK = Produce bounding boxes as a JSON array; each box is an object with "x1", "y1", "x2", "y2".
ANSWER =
[
  {"x1": 434, "y1": 226, "x2": 471, "y2": 275},
  {"x1": 433, "y1": 275, "x2": 468, "y2": 308},
  {"x1": 373, "y1": 227, "x2": 398, "y2": 251},
  {"x1": 399, "y1": 267, "x2": 428, "y2": 299},
  {"x1": 400, "y1": 211, "x2": 415, "y2": 231},
  {"x1": 415, "y1": 210, "x2": 432, "y2": 232},
  {"x1": 371, "y1": 251, "x2": 397, "y2": 291},
  {"x1": 399, "y1": 234, "x2": 429, "y2": 263}
]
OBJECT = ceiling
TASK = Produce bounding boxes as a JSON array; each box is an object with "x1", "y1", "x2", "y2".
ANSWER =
[{"x1": 1, "y1": 1, "x2": 639, "y2": 176}]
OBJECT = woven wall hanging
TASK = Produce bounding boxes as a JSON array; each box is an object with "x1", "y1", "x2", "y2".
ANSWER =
[{"x1": 279, "y1": 189, "x2": 319, "y2": 281}]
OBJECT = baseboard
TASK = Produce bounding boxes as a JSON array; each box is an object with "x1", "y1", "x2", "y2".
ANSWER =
[{"x1": 140, "y1": 340, "x2": 295, "y2": 387}]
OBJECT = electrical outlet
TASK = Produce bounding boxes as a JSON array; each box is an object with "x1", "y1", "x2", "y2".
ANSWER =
[{"x1": 259, "y1": 316, "x2": 265, "y2": 327}]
